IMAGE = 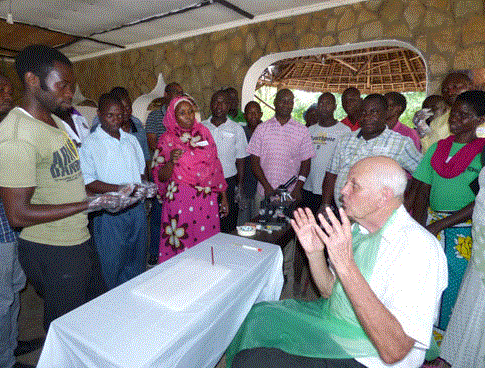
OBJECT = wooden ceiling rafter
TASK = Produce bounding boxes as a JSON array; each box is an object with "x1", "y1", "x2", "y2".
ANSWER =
[{"x1": 257, "y1": 46, "x2": 426, "y2": 94}]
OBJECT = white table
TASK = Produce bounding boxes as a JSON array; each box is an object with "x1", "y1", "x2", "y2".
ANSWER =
[{"x1": 37, "y1": 233, "x2": 284, "y2": 368}]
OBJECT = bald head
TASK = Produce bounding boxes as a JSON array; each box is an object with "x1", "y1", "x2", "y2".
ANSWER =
[
  {"x1": 341, "y1": 156, "x2": 407, "y2": 229},
  {"x1": 353, "y1": 156, "x2": 408, "y2": 198}
]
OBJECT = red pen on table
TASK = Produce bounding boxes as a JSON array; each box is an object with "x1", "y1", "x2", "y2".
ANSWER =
[{"x1": 211, "y1": 245, "x2": 214, "y2": 266}]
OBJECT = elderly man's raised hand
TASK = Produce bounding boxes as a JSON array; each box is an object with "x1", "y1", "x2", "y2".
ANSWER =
[
  {"x1": 291, "y1": 207, "x2": 326, "y2": 256},
  {"x1": 316, "y1": 207, "x2": 354, "y2": 273}
]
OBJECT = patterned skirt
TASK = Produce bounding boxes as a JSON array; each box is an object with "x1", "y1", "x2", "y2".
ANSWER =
[
  {"x1": 158, "y1": 181, "x2": 220, "y2": 263},
  {"x1": 427, "y1": 209, "x2": 472, "y2": 335}
]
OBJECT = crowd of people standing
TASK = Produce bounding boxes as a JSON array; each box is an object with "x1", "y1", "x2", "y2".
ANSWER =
[{"x1": 1, "y1": 43, "x2": 484, "y2": 368}]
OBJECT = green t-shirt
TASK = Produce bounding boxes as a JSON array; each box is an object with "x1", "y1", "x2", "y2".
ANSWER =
[
  {"x1": 413, "y1": 141, "x2": 481, "y2": 211},
  {"x1": 230, "y1": 109, "x2": 246, "y2": 124},
  {"x1": 0, "y1": 108, "x2": 89, "y2": 246}
]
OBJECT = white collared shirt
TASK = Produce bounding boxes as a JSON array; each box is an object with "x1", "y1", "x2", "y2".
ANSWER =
[
  {"x1": 201, "y1": 117, "x2": 248, "y2": 178},
  {"x1": 355, "y1": 206, "x2": 448, "y2": 368}
]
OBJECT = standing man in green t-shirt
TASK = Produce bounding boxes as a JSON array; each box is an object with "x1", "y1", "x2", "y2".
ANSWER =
[
  {"x1": 0, "y1": 45, "x2": 110, "y2": 331},
  {"x1": 224, "y1": 87, "x2": 247, "y2": 124}
]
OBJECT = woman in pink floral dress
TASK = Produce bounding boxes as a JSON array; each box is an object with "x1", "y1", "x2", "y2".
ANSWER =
[{"x1": 152, "y1": 96, "x2": 228, "y2": 263}]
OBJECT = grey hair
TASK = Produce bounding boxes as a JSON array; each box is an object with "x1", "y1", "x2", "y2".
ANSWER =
[{"x1": 373, "y1": 158, "x2": 408, "y2": 198}]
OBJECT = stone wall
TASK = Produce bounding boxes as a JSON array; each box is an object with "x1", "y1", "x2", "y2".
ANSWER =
[{"x1": 73, "y1": 0, "x2": 485, "y2": 117}]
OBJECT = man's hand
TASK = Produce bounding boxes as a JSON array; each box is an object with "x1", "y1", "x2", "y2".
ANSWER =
[
  {"x1": 133, "y1": 184, "x2": 148, "y2": 199},
  {"x1": 290, "y1": 207, "x2": 326, "y2": 256},
  {"x1": 118, "y1": 184, "x2": 136, "y2": 197},
  {"x1": 263, "y1": 185, "x2": 274, "y2": 198},
  {"x1": 219, "y1": 194, "x2": 229, "y2": 218},
  {"x1": 316, "y1": 207, "x2": 354, "y2": 274},
  {"x1": 87, "y1": 192, "x2": 122, "y2": 213},
  {"x1": 291, "y1": 207, "x2": 336, "y2": 297},
  {"x1": 144, "y1": 181, "x2": 158, "y2": 198},
  {"x1": 133, "y1": 181, "x2": 158, "y2": 199},
  {"x1": 290, "y1": 187, "x2": 302, "y2": 203}
]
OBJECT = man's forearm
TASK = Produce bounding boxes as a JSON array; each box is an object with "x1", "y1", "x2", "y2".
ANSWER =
[
  {"x1": 86, "y1": 180, "x2": 120, "y2": 194},
  {"x1": 293, "y1": 159, "x2": 311, "y2": 192},
  {"x1": 298, "y1": 158, "x2": 311, "y2": 178},
  {"x1": 250, "y1": 155, "x2": 272, "y2": 193},
  {"x1": 0, "y1": 186, "x2": 90, "y2": 228},
  {"x1": 306, "y1": 252, "x2": 335, "y2": 298},
  {"x1": 147, "y1": 132, "x2": 158, "y2": 152},
  {"x1": 236, "y1": 158, "x2": 244, "y2": 187},
  {"x1": 337, "y1": 262, "x2": 415, "y2": 364},
  {"x1": 321, "y1": 172, "x2": 337, "y2": 207}
]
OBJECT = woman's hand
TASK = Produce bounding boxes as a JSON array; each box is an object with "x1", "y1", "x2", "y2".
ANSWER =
[
  {"x1": 169, "y1": 149, "x2": 184, "y2": 164},
  {"x1": 426, "y1": 202, "x2": 474, "y2": 236},
  {"x1": 158, "y1": 149, "x2": 182, "y2": 182}
]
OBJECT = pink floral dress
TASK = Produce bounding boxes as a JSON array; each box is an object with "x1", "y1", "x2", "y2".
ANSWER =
[{"x1": 152, "y1": 97, "x2": 227, "y2": 263}]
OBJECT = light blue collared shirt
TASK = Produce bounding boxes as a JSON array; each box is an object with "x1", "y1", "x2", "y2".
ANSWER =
[{"x1": 80, "y1": 127, "x2": 145, "y2": 185}]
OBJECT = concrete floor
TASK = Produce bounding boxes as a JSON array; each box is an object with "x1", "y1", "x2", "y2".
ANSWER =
[{"x1": 15, "y1": 262, "x2": 316, "y2": 367}]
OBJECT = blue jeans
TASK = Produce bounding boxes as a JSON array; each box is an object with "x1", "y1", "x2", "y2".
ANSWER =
[
  {"x1": 93, "y1": 202, "x2": 148, "y2": 289},
  {"x1": 0, "y1": 241, "x2": 26, "y2": 368}
]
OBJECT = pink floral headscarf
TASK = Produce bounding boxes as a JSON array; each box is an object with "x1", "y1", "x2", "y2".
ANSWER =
[{"x1": 152, "y1": 96, "x2": 227, "y2": 193}]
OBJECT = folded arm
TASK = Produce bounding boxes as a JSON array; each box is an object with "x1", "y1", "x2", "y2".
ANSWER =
[
  {"x1": 410, "y1": 179, "x2": 430, "y2": 226},
  {"x1": 427, "y1": 201, "x2": 474, "y2": 236}
]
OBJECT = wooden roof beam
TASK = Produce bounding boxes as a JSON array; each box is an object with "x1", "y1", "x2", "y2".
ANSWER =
[
  {"x1": 400, "y1": 50, "x2": 420, "y2": 89},
  {"x1": 328, "y1": 57, "x2": 358, "y2": 72},
  {"x1": 326, "y1": 47, "x2": 403, "y2": 60},
  {"x1": 352, "y1": 54, "x2": 374, "y2": 76}
]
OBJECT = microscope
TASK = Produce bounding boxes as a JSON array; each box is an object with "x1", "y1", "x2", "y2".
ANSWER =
[{"x1": 259, "y1": 176, "x2": 299, "y2": 225}]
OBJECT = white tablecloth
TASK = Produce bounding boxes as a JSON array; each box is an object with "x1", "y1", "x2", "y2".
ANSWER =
[{"x1": 37, "y1": 233, "x2": 284, "y2": 368}]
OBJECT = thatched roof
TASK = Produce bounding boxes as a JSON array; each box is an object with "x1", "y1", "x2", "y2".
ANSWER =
[{"x1": 257, "y1": 46, "x2": 426, "y2": 94}]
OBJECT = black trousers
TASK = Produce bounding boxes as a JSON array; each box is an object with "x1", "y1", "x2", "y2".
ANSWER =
[
  {"x1": 18, "y1": 238, "x2": 106, "y2": 331},
  {"x1": 220, "y1": 175, "x2": 238, "y2": 233},
  {"x1": 232, "y1": 348, "x2": 367, "y2": 368}
]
